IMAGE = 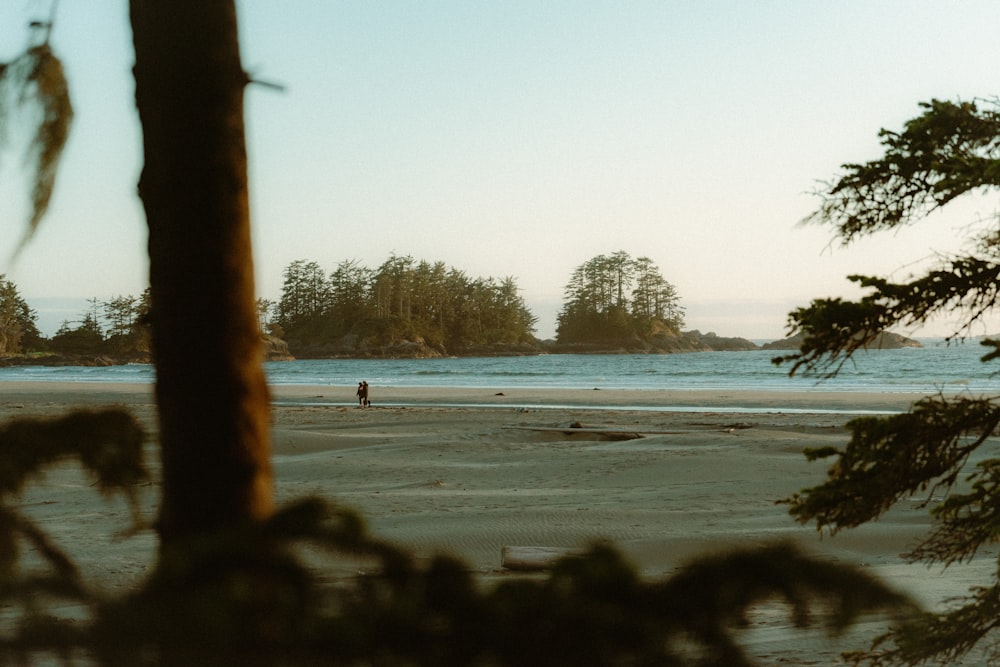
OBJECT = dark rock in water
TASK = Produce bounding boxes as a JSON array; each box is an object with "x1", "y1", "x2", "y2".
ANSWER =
[
  {"x1": 687, "y1": 331, "x2": 760, "y2": 351},
  {"x1": 0, "y1": 353, "x2": 151, "y2": 367},
  {"x1": 540, "y1": 329, "x2": 759, "y2": 354},
  {"x1": 761, "y1": 331, "x2": 922, "y2": 351}
]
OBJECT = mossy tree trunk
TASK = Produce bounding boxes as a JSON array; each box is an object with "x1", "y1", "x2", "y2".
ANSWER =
[{"x1": 129, "y1": 1, "x2": 273, "y2": 545}]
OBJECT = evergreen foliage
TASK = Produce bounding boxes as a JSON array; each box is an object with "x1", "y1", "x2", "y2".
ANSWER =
[
  {"x1": 0, "y1": 275, "x2": 41, "y2": 354},
  {"x1": 556, "y1": 251, "x2": 683, "y2": 344},
  {"x1": 44, "y1": 288, "x2": 151, "y2": 358},
  {"x1": 276, "y1": 254, "x2": 538, "y2": 355},
  {"x1": 50, "y1": 314, "x2": 104, "y2": 356},
  {"x1": 776, "y1": 97, "x2": 1000, "y2": 665}
]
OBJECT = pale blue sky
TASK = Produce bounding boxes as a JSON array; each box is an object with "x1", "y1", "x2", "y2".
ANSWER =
[{"x1": 2, "y1": 1, "x2": 999, "y2": 339}]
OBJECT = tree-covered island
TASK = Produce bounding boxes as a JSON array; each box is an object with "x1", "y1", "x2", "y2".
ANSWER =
[
  {"x1": 3, "y1": 248, "x2": 921, "y2": 363},
  {"x1": 269, "y1": 250, "x2": 760, "y2": 358},
  {"x1": 271, "y1": 254, "x2": 538, "y2": 357}
]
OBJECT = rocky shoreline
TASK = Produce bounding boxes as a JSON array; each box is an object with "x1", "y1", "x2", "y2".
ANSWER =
[{"x1": 0, "y1": 331, "x2": 921, "y2": 367}]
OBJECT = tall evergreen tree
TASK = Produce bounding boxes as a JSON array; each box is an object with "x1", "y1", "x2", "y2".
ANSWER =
[
  {"x1": 277, "y1": 259, "x2": 331, "y2": 332},
  {"x1": 327, "y1": 258, "x2": 373, "y2": 332},
  {"x1": 0, "y1": 275, "x2": 40, "y2": 354},
  {"x1": 102, "y1": 295, "x2": 138, "y2": 340}
]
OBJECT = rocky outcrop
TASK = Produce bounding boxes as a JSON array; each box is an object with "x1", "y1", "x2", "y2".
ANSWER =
[
  {"x1": 287, "y1": 334, "x2": 448, "y2": 359},
  {"x1": 0, "y1": 353, "x2": 151, "y2": 367},
  {"x1": 1, "y1": 333, "x2": 294, "y2": 366},
  {"x1": 540, "y1": 330, "x2": 760, "y2": 354},
  {"x1": 685, "y1": 331, "x2": 760, "y2": 351},
  {"x1": 262, "y1": 334, "x2": 294, "y2": 361},
  {"x1": 761, "y1": 331, "x2": 922, "y2": 351}
]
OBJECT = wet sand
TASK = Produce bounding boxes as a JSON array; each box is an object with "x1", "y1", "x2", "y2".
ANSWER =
[{"x1": 3, "y1": 382, "x2": 995, "y2": 664}]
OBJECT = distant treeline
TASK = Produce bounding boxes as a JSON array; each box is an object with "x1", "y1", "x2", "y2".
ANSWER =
[
  {"x1": 269, "y1": 251, "x2": 685, "y2": 356},
  {"x1": 0, "y1": 276, "x2": 150, "y2": 358},
  {"x1": 0, "y1": 251, "x2": 687, "y2": 360}
]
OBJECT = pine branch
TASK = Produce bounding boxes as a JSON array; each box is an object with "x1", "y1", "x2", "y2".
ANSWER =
[{"x1": 782, "y1": 395, "x2": 1000, "y2": 533}]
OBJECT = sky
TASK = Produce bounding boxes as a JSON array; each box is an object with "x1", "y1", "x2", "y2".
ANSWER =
[{"x1": 2, "y1": 1, "x2": 999, "y2": 341}]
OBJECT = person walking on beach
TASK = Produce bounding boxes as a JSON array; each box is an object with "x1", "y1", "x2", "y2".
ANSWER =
[
  {"x1": 356, "y1": 382, "x2": 365, "y2": 407},
  {"x1": 362, "y1": 381, "x2": 370, "y2": 407}
]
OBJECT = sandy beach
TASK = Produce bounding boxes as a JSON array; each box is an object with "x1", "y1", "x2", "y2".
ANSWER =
[{"x1": 4, "y1": 381, "x2": 996, "y2": 663}]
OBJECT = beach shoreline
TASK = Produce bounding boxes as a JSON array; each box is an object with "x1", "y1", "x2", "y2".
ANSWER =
[
  {"x1": 1, "y1": 380, "x2": 928, "y2": 412},
  {"x1": 3, "y1": 381, "x2": 994, "y2": 663}
]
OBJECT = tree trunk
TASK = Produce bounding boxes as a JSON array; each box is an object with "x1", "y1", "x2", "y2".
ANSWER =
[{"x1": 130, "y1": 1, "x2": 273, "y2": 545}]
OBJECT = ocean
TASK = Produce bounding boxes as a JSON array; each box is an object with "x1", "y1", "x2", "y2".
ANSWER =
[{"x1": 1, "y1": 339, "x2": 997, "y2": 396}]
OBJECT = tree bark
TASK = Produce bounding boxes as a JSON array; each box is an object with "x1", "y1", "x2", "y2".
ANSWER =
[{"x1": 130, "y1": 1, "x2": 273, "y2": 545}]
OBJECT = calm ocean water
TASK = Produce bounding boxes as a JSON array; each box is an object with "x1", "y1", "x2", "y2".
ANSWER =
[{"x1": 1, "y1": 339, "x2": 998, "y2": 395}]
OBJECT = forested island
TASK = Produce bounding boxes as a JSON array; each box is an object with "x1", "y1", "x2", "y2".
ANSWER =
[
  {"x1": 0, "y1": 251, "x2": 918, "y2": 365},
  {"x1": 269, "y1": 251, "x2": 763, "y2": 357}
]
